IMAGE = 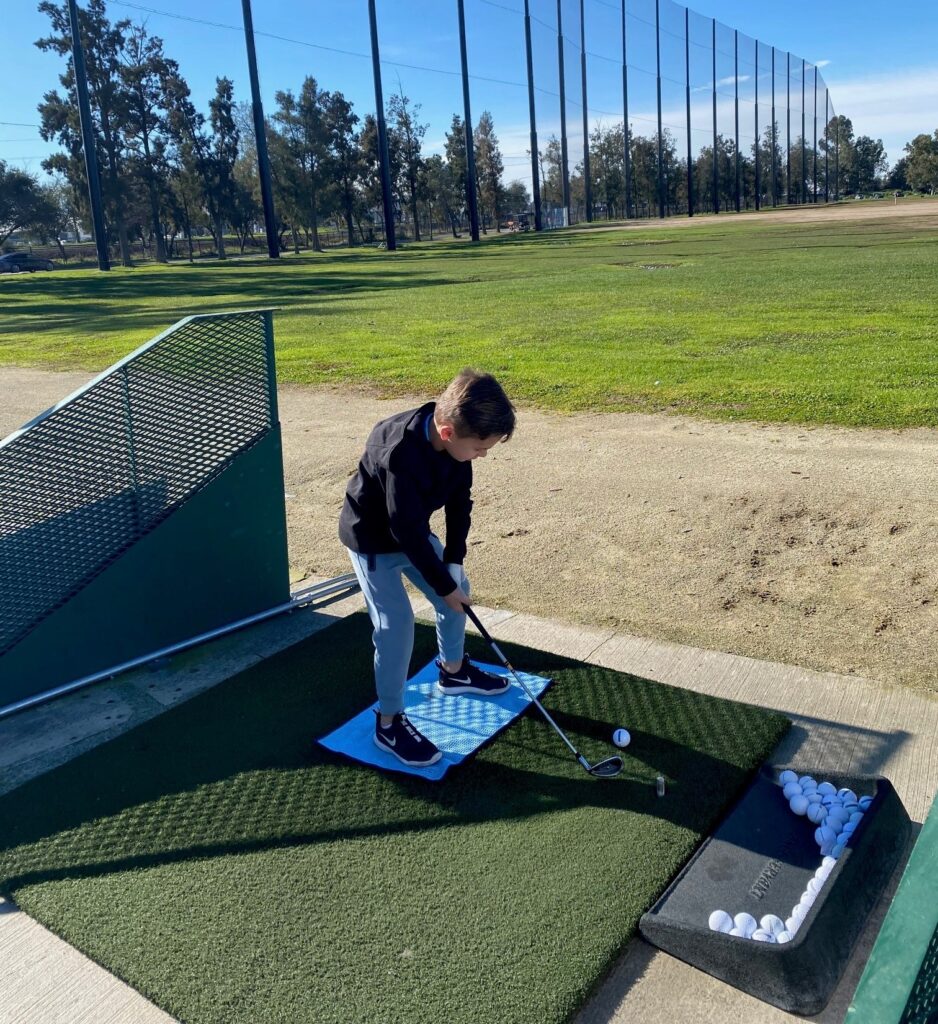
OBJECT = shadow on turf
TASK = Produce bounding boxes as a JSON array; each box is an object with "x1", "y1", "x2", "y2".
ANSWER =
[
  {"x1": 0, "y1": 734, "x2": 730, "y2": 897},
  {"x1": 0, "y1": 268, "x2": 464, "y2": 340},
  {"x1": 0, "y1": 615, "x2": 794, "y2": 897}
]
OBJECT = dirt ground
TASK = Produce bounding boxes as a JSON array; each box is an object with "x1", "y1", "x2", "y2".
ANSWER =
[{"x1": 3, "y1": 367, "x2": 936, "y2": 697}]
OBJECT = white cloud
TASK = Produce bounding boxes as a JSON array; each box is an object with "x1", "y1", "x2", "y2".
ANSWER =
[
  {"x1": 826, "y1": 65, "x2": 938, "y2": 163},
  {"x1": 815, "y1": 60, "x2": 831, "y2": 69}
]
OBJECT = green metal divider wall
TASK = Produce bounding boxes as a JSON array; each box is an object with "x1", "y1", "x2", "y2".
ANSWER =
[{"x1": 0, "y1": 310, "x2": 290, "y2": 714}]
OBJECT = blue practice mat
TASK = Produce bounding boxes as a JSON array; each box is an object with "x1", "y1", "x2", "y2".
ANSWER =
[{"x1": 318, "y1": 657, "x2": 552, "y2": 780}]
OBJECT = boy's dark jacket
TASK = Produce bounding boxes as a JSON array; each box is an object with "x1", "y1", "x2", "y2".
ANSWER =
[{"x1": 339, "y1": 402, "x2": 472, "y2": 597}]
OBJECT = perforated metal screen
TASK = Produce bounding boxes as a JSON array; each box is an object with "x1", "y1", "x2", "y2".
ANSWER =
[
  {"x1": 901, "y1": 921, "x2": 938, "y2": 1024},
  {"x1": 0, "y1": 310, "x2": 275, "y2": 657}
]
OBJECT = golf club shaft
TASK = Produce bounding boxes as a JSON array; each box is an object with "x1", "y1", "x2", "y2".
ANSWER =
[{"x1": 462, "y1": 604, "x2": 581, "y2": 759}]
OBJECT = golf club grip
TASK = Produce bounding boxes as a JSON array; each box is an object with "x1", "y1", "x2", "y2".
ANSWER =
[
  {"x1": 463, "y1": 606, "x2": 511, "y2": 669},
  {"x1": 463, "y1": 603, "x2": 496, "y2": 649}
]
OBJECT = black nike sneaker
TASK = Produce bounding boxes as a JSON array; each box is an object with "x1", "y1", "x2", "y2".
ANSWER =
[
  {"x1": 437, "y1": 656, "x2": 511, "y2": 697},
  {"x1": 373, "y1": 711, "x2": 442, "y2": 767}
]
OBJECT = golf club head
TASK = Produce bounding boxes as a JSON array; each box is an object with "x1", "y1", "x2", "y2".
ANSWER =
[{"x1": 589, "y1": 755, "x2": 624, "y2": 778}]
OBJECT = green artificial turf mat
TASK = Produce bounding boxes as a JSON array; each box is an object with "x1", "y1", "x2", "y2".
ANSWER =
[{"x1": 0, "y1": 614, "x2": 789, "y2": 1023}]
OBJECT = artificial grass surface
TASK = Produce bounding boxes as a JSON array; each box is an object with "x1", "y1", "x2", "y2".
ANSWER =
[
  {"x1": 0, "y1": 614, "x2": 790, "y2": 1024},
  {"x1": 1, "y1": 204, "x2": 937, "y2": 428}
]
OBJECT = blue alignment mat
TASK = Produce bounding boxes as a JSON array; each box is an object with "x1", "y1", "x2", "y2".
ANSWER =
[{"x1": 318, "y1": 657, "x2": 552, "y2": 780}]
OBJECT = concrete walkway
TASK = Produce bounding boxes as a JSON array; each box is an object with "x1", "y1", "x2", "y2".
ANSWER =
[{"x1": 1, "y1": 588, "x2": 935, "y2": 1024}]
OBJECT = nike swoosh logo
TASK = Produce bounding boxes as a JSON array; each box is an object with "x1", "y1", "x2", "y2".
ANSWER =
[
  {"x1": 381, "y1": 735, "x2": 396, "y2": 746},
  {"x1": 445, "y1": 676, "x2": 471, "y2": 684}
]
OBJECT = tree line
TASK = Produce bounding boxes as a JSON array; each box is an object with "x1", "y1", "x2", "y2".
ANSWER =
[{"x1": 2, "y1": 0, "x2": 937, "y2": 257}]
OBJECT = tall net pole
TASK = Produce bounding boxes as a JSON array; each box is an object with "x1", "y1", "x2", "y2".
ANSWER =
[
  {"x1": 367, "y1": 0, "x2": 396, "y2": 250},
  {"x1": 523, "y1": 0, "x2": 542, "y2": 231}
]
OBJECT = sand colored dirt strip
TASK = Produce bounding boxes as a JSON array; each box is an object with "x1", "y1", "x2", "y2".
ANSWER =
[{"x1": 2, "y1": 368, "x2": 935, "y2": 696}]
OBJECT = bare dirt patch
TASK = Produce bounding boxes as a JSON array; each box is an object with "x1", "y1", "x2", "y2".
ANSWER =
[{"x1": 3, "y1": 367, "x2": 935, "y2": 696}]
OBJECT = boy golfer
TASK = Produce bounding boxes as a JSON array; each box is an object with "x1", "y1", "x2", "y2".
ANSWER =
[{"x1": 339, "y1": 369, "x2": 516, "y2": 767}]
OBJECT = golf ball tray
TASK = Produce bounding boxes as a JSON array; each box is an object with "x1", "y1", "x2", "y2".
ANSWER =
[{"x1": 639, "y1": 765, "x2": 911, "y2": 1015}]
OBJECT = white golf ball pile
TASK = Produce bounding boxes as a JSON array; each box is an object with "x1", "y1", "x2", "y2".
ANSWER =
[{"x1": 707, "y1": 771, "x2": 876, "y2": 943}]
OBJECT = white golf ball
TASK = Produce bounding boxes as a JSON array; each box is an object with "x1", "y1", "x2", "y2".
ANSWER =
[
  {"x1": 729, "y1": 927, "x2": 746, "y2": 937},
  {"x1": 817, "y1": 781, "x2": 837, "y2": 796},
  {"x1": 776, "y1": 930, "x2": 793, "y2": 943},
  {"x1": 779, "y1": 769, "x2": 798, "y2": 785},
  {"x1": 785, "y1": 916, "x2": 801, "y2": 935},
  {"x1": 760, "y1": 914, "x2": 785, "y2": 936},
  {"x1": 791, "y1": 902, "x2": 807, "y2": 921},
  {"x1": 858, "y1": 795, "x2": 873, "y2": 811},
  {"x1": 783, "y1": 781, "x2": 803, "y2": 799},
  {"x1": 734, "y1": 912, "x2": 758, "y2": 937},
  {"x1": 789, "y1": 795, "x2": 809, "y2": 815},
  {"x1": 807, "y1": 877, "x2": 823, "y2": 895},
  {"x1": 807, "y1": 803, "x2": 827, "y2": 824},
  {"x1": 822, "y1": 855, "x2": 837, "y2": 870},
  {"x1": 799, "y1": 890, "x2": 816, "y2": 909},
  {"x1": 612, "y1": 728, "x2": 631, "y2": 748},
  {"x1": 709, "y1": 910, "x2": 734, "y2": 933},
  {"x1": 816, "y1": 862, "x2": 833, "y2": 882},
  {"x1": 752, "y1": 929, "x2": 774, "y2": 942}
]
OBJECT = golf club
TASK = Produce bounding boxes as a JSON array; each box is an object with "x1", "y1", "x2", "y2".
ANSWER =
[{"x1": 463, "y1": 604, "x2": 623, "y2": 779}]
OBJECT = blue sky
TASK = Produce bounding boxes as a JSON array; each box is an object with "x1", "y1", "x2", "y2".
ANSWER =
[{"x1": 2, "y1": 0, "x2": 936, "y2": 192}]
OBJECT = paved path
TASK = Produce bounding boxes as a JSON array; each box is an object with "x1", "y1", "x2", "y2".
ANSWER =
[{"x1": 2, "y1": 588, "x2": 936, "y2": 1024}]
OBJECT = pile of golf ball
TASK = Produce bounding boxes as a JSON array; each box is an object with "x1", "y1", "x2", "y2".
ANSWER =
[
  {"x1": 706, "y1": 772, "x2": 876, "y2": 943},
  {"x1": 778, "y1": 770, "x2": 874, "y2": 860}
]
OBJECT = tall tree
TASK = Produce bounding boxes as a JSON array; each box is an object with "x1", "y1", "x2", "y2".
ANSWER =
[
  {"x1": 272, "y1": 78, "x2": 330, "y2": 252},
  {"x1": 422, "y1": 153, "x2": 462, "y2": 238},
  {"x1": 821, "y1": 115, "x2": 855, "y2": 198},
  {"x1": 161, "y1": 70, "x2": 227, "y2": 257},
  {"x1": 903, "y1": 131, "x2": 938, "y2": 193},
  {"x1": 852, "y1": 136, "x2": 888, "y2": 192},
  {"x1": 120, "y1": 24, "x2": 175, "y2": 260},
  {"x1": 324, "y1": 91, "x2": 363, "y2": 248},
  {"x1": 36, "y1": 0, "x2": 135, "y2": 265},
  {"x1": 589, "y1": 123, "x2": 626, "y2": 219},
  {"x1": 206, "y1": 77, "x2": 247, "y2": 258},
  {"x1": 473, "y1": 111, "x2": 503, "y2": 232},
  {"x1": 388, "y1": 90, "x2": 427, "y2": 241},
  {"x1": 886, "y1": 157, "x2": 909, "y2": 191},
  {"x1": 444, "y1": 114, "x2": 468, "y2": 226}
]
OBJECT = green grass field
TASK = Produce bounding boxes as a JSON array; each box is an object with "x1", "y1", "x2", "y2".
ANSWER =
[
  {"x1": 2, "y1": 203, "x2": 936, "y2": 427},
  {"x1": 0, "y1": 615, "x2": 790, "y2": 1024}
]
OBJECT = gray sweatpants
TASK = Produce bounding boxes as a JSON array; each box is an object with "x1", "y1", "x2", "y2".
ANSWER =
[{"x1": 347, "y1": 534, "x2": 469, "y2": 716}]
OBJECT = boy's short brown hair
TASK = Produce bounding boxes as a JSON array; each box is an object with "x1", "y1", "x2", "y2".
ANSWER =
[{"x1": 436, "y1": 368, "x2": 516, "y2": 441}]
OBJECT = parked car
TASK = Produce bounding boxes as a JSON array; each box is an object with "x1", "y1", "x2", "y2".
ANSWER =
[{"x1": 0, "y1": 252, "x2": 56, "y2": 274}]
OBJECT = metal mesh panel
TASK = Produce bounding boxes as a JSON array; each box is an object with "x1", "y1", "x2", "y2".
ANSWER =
[
  {"x1": 0, "y1": 311, "x2": 274, "y2": 656},
  {"x1": 901, "y1": 920, "x2": 938, "y2": 1024}
]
